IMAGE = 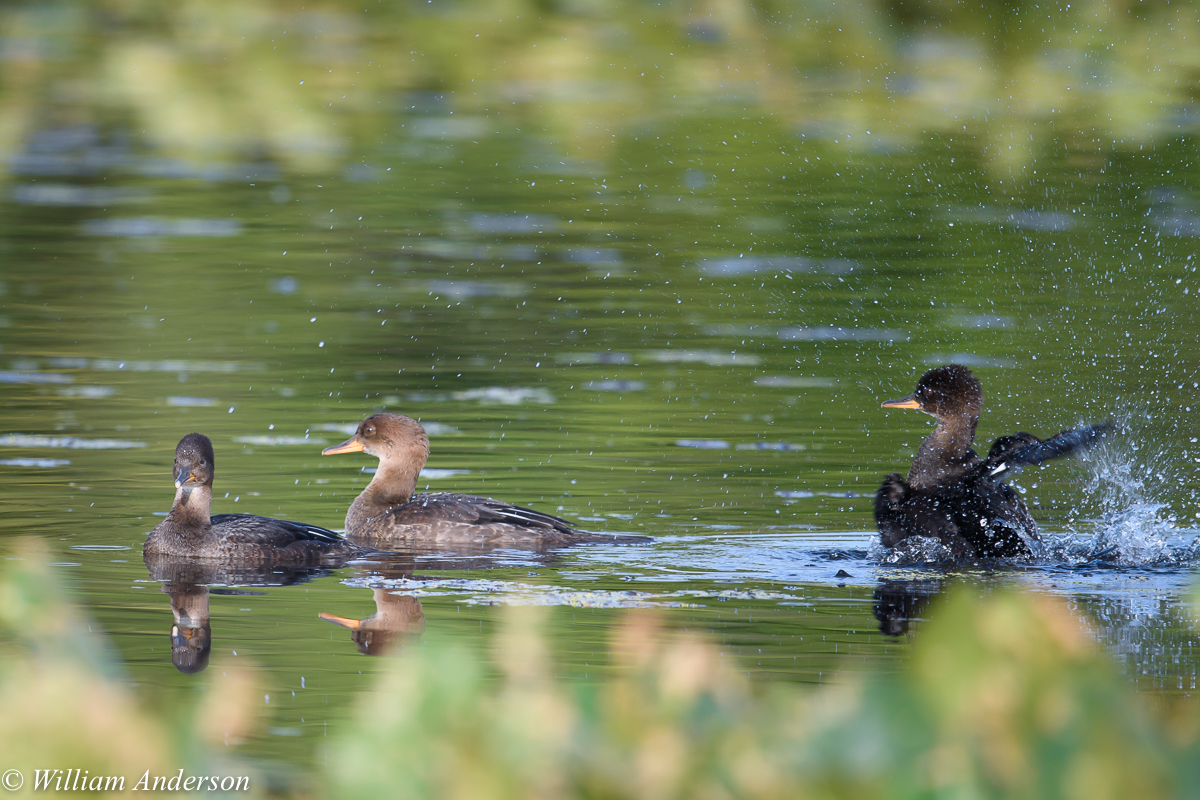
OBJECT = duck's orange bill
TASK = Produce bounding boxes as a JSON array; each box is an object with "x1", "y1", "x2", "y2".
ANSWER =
[
  {"x1": 319, "y1": 612, "x2": 362, "y2": 630},
  {"x1": 322, "y1": 437, "x2": 364, "y2": 455},
  {"x1": 881, "y1": 394, "x2": 922, "y2": 410}
]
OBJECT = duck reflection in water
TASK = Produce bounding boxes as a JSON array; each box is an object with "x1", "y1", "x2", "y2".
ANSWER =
[
  {"x1": 315, "y1": 547, "x2": 551, "y2": 656},
  {"x1": 166, "y1": 581, "x2": 212, "y2": 674},
  {"x1": 145, "y1": 552, "x2": 331, "y2": 674},
  {"x1": 872, "y1": 579, "x2": 944, "y2": 637},
  {"x1": 320, "y1": 590, "x2": 426, "y2": 656}
]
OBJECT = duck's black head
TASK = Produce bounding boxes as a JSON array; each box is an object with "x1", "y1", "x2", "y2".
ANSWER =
[
  {"x1": 173, "y1": 433, "x2": 215, "y2": 489},
  {"x1": 882, "y1": 365, "x2": 983, "y2": 424}
]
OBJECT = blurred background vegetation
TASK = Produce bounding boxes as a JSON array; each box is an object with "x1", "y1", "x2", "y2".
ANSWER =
[
  {"x1": 1, "y1": 0, "x2": 1195, "y2": 174},
  {"x1": 5, "y1": 539, "x2": 1200, "y2": 799},
  {"x1": 4, "y1": 0, "x2": 1200, "y2": 790}
]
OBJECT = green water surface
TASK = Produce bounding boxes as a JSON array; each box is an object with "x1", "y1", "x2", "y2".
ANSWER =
[{"x1": 2, "y1": 0, "x2": 1200, "y2": 774}]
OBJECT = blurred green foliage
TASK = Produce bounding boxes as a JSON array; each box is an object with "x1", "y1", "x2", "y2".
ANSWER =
[
  {"x1": 1, "y1": 0, "x2": 1197, "y2": 176},
  {"x1": 4, "y1": 538, "x2": 1200, "y2": 799},
  {"x1": 328, "y1": 590, "x2": 1192, "y2": 800},
  {"x1": 0, "y1": 540, "x2": 269, "y2": 799}
]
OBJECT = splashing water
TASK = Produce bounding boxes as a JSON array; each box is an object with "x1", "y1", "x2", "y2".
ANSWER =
[
  {"x1": 870, "y1": 536, "x2": 959, "y2": 566},
  {"x1": 1050, "y1": 416, "x2": 1199, "y2": 567},
  {"x1": 870, "y1": 414, "x2": 1200, "y2": 568}
]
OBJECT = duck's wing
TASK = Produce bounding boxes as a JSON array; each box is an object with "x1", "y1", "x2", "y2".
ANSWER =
[
  {"x1": 386, "y1": 493, "x2": 579, "y2": 534},
  {"x1": 209, "y1": 514, "x2": 349, "y2": 546},
  {"x1": 985, "y1": 422, "x2": 1112, "y2": 478}
]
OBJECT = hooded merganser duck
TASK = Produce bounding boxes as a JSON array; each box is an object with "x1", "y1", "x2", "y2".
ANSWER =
[
  {"x1": 874, "y1": 365, "x2": 1110, "y2": 558},
  {"x1": 321, "y1": 413, "x2": 650, "y2": 546},
  {"x1": 144, "y1": 433, "x2": 370, "y2": 563}
]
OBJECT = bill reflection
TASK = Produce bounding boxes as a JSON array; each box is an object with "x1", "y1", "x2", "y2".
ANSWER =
[{"x1": 320, "y1": 590, "x2": 426, "y2": 657}]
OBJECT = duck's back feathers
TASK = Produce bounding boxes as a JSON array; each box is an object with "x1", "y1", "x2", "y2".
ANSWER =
[
  {"x1": 212, "y1": 514, "x2": 370, "y2": 562},
  {"x1": 394, "y1": 493, "x2": 575, "y2": 531},
  {"x1": 146, "y1": 513, "x2": 371, "y2": 564},
  {"x1": 210, "y1": 514, "x2": 346, "y2": 545},
  {"x1": 350, "y1": 492, "x2": 649, "y2": 546}
]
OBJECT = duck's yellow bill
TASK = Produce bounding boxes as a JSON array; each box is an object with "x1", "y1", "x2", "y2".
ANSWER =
[
  {"x1": 322, "y1": 437, "x2": 365, "y2": 455},
  {"x1": 881, "y1": 395, "x2": 922, "y2": 410}
]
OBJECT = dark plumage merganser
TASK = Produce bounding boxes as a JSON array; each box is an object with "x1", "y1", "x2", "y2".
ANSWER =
[
  {"x1": 144, "y1": 433, "x2": 369, "y2": 563},
  {"x1": 321, "y1": 413, "x2": 649, "y2": 546},
  {"x1": 874, "y1": 365, "x2": 1110, "y2": 558}
]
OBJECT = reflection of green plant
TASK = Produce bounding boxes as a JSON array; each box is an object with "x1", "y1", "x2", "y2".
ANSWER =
[
  {"x1": 1, "y1": 542, "x2": 1198, "y2": 798},
  {"x1": 330, "y1": 590, "x2": 1192, "y2": 800}
]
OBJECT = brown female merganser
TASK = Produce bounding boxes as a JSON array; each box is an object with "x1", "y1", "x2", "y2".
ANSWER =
[
  {"x1": 144, "y1": 433, "x2": 370, "y2": 563},
  {"x1": 321, "y1": 413, "x2": 649, "y2": 546},
  {"x1": 874, "y1": 365, "x2": 1109, "y2": 558}
]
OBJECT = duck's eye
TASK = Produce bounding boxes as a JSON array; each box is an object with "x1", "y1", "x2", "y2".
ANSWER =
[{"x1": 365, "y1": 425, "x2": 375, "y2": 436}]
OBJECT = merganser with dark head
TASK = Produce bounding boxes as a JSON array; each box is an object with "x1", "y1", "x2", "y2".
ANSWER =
[
  {"x1": 874, "y1": 365, "x2": 1110, "y2": 558},
  {"x1": 144, "y1": 433, "x2": 370, "y2": 563},
  {"x1": 322, "y1": 413, "x2": 649, "y2": 546}
]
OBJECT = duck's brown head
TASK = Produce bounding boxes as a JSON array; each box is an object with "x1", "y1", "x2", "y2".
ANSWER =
[
  {"x1": 173, "y1": 433, "x2": 215, "y2": 489},
  {"x1": 881, "y1": 365, "x2": 983, "y2": 425},
  {"x1": 321, "y1": 413, "x2": 430, "y2": 468}
]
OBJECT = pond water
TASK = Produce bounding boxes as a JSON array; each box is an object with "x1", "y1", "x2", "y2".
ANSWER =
[{"x1": 2, "y1": 0, "x2": 1200, "y2": 773}]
